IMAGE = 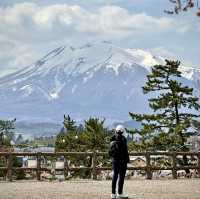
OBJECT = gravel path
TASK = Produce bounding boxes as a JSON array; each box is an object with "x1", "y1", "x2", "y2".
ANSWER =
[{"x1": 0, "y1": 179, "x2": 200, "y2": 199}]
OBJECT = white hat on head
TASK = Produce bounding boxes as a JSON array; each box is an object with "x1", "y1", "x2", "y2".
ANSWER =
[{"x1": 115, "y1": 124, "x2": 125, "y2": 134}]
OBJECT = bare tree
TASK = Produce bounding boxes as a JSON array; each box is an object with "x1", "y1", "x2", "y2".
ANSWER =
[{"x1": 164, "y1": 0, "x2": 200, "y2": 16}]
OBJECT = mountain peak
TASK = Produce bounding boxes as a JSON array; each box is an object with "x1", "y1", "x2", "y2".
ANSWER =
[
  {"x1": 1, "y1": 42, "x2": 199, "y2": 87},
  {"x1": 0, "y1": 42, "x2": 199, "y2": 123}
]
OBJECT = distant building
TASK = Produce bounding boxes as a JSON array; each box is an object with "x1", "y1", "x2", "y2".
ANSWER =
[
  {"x1": 14, "y1": 146, "x2": 55, "y2": 153},
  {"x1": 129, "y1": 156, "x2": 146, "y2": 167}
]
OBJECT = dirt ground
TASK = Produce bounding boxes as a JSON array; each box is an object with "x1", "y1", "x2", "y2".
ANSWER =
[{"x1": 0, "y1": 179, "x2": 200, "y2": 199}]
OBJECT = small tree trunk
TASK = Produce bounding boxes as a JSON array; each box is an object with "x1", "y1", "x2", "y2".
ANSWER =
[
  {"x1": 174, "y1": 101, "x2": 190, "y2": 175},
  {"x1": 92, "y1": 152, "x2": 97, "y2": 180},
  {"x1": 0, "y1": 132, "x2": 3, "y2": 146},
  {"x1": 172, "y1": 152, "x2": 177, "y2": 179}
]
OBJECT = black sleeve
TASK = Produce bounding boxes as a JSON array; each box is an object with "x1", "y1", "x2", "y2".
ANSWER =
[
  {"x1": 110, "y1": 134, "x2": 116, "y2": 142},
  {"x1": 108, "y1": 135, "x2": 115, "y2": 158},
  {"x1": 124, "y1": 137, "x2": 130, "y2": 163}
]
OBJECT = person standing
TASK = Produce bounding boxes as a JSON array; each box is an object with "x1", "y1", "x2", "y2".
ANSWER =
[{"x1": 109, "y1": 125, "x2": 130, "y2": 199}]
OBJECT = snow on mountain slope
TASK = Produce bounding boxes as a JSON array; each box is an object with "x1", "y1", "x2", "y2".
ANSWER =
[
  {"x1": 126, "y1": 48, "x2": 164, "y2": 72},
  {"x1": 127, "y1": 48, "x2": 200, "y2": 91},
  {"x1": 0, "y1": 42, "x2": 138, "y2": 84},
  {"x1": 0, "y1": 41, "x2": 199, "y2": 123},
  {"x1": 0, "y1": 42, "x2": 146, "y2": 102},
  {"x1": 179, "y1": 65, "x2": 200, "y2": 82},
  {"x1": 127, "y1": 48, "x2": 200, "y2": 81}
]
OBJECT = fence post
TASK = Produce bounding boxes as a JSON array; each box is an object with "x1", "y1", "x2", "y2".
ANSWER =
[
  {"x1": 172, "y1": 152, "x2": 177, "y2": 179},
  {"x1": 36, "y1": 153, "x2": 41, "y2": 181},
  {"x1": 6, "y1": 153, "x2": 13, "y2": 181},
  {"x1": 197, "y1": 152, "x2": 200, "y2": 178},
  {"x1": 146, "y1": 152, "x2": 152, "y2": 179},
  {"x1": 92, "y1": 151, "x2": 97, "y2": 180},
  {"x1": 64, "y1": 155, "x2": 69, "y2": 180}
]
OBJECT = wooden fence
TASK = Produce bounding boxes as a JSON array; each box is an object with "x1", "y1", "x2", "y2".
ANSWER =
[{"x1": 0, "y1": 151, "x2": 200, "y2": 181}]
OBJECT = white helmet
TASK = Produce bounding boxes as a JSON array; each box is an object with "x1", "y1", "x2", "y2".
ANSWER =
[{"x1": 115, "y1": 124, "x2": 125, "y2": 134}]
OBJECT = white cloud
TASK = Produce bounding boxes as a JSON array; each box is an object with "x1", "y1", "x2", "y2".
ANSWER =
[
  {"x1": 148, "y1": 46, "x2": 195, "y2": 67},
  {"x1": 0, "y1": 38, "x2": 39, "y2": 77},
  {"x1": 0, "y1": 3, "x2": 173, "y2": 41},
  {"x1": 149, "y1": 47, "x2": 177, "y2": 59},
  {"x1": 0, "y1": 2, "x2": 195, "y2": 76}
]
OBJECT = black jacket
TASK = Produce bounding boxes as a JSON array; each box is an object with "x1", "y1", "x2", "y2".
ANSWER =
[{"x1": 110, "y1": 134, "x2": 130, "y2": 163}]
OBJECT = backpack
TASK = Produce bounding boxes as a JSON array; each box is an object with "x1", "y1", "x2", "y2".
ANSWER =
[{"x1": 109, "y1": 140, "x2": 120, "y2": 158}]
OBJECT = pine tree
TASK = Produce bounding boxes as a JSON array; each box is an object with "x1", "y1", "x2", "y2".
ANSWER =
[
  {"x1": 55, "y1": 115, "x2": 78, "y2": 152},
  {"x1": 63, "y1": 114, "x2": 77, "y2": 133},
  {"x1": 129, "y1": 60, "x2": 200, "y2": 152},
  {"x1": 80, "y1": 117, "x2": 108, "y2": 177},
  {"x1": 55, "y1": 116, "x2": 108, "y2": 178},
  {"x1": 83, "y1": 117, "x2": 108, "y2": 151},
  {"x1": 0, "y1": 118, "x2": 16, "y2": 146}
]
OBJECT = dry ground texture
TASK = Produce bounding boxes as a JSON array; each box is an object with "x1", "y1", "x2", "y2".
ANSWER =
[{"x1": 0, "y1": 179, "x2": 200, "y2": 199}]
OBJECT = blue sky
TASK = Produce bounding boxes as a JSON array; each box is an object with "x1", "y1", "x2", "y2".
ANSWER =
[{"x1": 0, "y1": 0, "x2": 199, "y2": 77}]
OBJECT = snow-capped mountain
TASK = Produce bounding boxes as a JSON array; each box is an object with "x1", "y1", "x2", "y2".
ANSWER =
[{"x1": 0, "y1": 41, "x2": 199, "y2": 123}]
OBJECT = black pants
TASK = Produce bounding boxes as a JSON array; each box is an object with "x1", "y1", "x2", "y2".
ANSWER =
[{"x1": 112, "y1": 160, "x2": 127, "y2": 194}]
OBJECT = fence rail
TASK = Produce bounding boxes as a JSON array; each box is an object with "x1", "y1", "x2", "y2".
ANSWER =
[{"x1": 0, "y1": 151, "x2": 200, "y2": 181}]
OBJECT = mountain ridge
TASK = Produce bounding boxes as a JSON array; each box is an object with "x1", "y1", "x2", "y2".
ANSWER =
[{"x1": 0, "y1": 41, "x2": 199, "y2": 123}]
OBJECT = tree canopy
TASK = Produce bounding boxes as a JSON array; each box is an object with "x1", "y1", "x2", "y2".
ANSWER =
[
  {"x1": 0, "y1": 118, "x2": 16, "y2": 146},
  {"x1": 55, "y1": 115, "x2": 108, "y2": 152},
  {"x1": 129, "y1": 60, "x2": 200, "y2": 151}
]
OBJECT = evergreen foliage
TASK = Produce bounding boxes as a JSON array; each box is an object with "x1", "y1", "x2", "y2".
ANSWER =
[
  {"x1": 129, "y1": 60, "x2": 200, "y2": 151},
  {"x1": 63, "y1": 114, "x2": 77, "y2": 133},
  {"x1": 55, "y1": 115, "x2": 78, "y2": 152},
  {"x1": 82, "y1": 117, "x2": 108, "y2": 151},
  {"x1": 0, "y1": 118, "x2": 25, "y2": 179},
  {"x1": 55, "y1": 115, "x2": 108, "y2": 152},
  {"x1": 55, "y1": 116, "x2": 109, "y2": 178},
  {"x1": 0, "y1": 118, "x2": 16, "y2": 146}
]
